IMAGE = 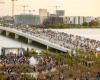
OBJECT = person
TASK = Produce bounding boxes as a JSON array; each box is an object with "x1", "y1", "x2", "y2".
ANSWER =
[
  {"x1": 59, "y1": 73, "x2": 64, "y2": 80},
  {"x1": 96, "y1": 72, "x2": 100, "y2": 80}
]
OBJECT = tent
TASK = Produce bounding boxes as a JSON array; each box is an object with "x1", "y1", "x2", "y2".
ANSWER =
[
  {"x1": 29, "y1": 56, "x2": 38, "y2": 66},
  {"x1": 96, "y1": 47, "x2": 100, "y2": 52}
]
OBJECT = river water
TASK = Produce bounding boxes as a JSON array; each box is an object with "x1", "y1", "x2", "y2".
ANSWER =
[{"x1": 0, "y1": 35, "x2": 42, "y2": 54}]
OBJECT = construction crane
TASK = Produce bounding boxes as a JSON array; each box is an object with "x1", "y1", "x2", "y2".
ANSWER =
[
  {"x1": 0, "y1": 1, "x2": 5, "y2": 14},
  {"x1": 55, "y1": 5, "x2": 60, "y2": 11},
  {"x1": 22, "y1": 5, "x2": 28, "y2": 14},
  {"x1": 50, "y1": 5, "x2": 60, "y2": 11},
  {"x1": 11, "y1": 0, "x2": 17, "y2": 17},
  {"x1": 50, "y1": 5, "x2": 60, "y2": 16},
  {"x1": 28, "y1": 9, "x2": 35, "y2": 14},
  {"x1": 54, "y1": 5, "x2": 60, "y2": 16}
]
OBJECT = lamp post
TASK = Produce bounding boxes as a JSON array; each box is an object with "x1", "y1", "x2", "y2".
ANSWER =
[
  {"x1": 26, "y1": 25, "x2": 29, "y2": 54},
  {"x1": 59, "y1": 57, "x2": 61, "y2": 80}
]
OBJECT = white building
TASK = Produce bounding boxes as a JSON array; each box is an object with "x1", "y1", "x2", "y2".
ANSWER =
[
  {"x1": 79, "y1": 16, "x2": 84, "y2": 24},
  {"x1": 56, "y1": 10, "x2": 65, "y2": 17},
  {"x1": 65, "y1": 16, "x2": 95, "y2": 25},
  {"x1": 39, "y1": 9, "x2": 48, "y2": 24},
  {"x1": 83, "y1": 16, "x2": 95, "y2": 23}
]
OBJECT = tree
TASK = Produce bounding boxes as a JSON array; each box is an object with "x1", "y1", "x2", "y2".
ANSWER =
[
  {"x1": 89, "y1": 20, "x2": 99, "y2": 27},
  {"x1": 82, "y1": 22, "x2": 88, "y2": 26}
]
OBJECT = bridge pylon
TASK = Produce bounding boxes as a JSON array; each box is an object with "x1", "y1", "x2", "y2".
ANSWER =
[
  {"x1": 15, "y1": 34, "x2": 19, "y2": 39},
  {"x1": 28, "y1": 39, "x2": 32, "y2": 44},
  {"x1": 6, "y1": 31, "x2": 10, "y2": 36}
]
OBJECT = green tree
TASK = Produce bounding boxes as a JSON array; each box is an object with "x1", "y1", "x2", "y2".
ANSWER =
[
  {"x1": 82, "y1": 22, "x2": 88, "y2": 26},
  {"x1": 89, "y1": 20, "x2": 99, "y2": 27}
]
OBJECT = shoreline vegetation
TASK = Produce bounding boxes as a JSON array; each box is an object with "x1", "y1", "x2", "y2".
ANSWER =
[
  {"x1": 28, "y1": 20, "x2": 100, "y2": 29},
  {"x1": 0, "y1": 18, "x2": 100, "y2": 29},
  {"x1": 28, "y1": 24, "x2": 100, "y2": 29}
]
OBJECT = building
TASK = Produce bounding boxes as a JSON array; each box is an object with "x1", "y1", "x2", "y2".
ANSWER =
[
  {"x1": 63, "y1": 17, "x2": 68, "y2": 24},
  {"x1": 1, "y1": 47, "x2": 24, "y2": 57},
  {"x1": 68, "y1": 16, "x2": 75, "y2": 24},
  {"x1": 56, "y1": 10, "x2": 65, "y2": 17},
  {"x1": 2, "y1": 16, "x2": 14, "y2": 25},
  {"x1": 49, "y1": 14, "x2": 57, "y2": 17},
  {"x1": 14, "y1": 14, "x2": 40, "y2": 25},
  {"x1": 79, "y1": 16, "x2": 84, "y2": 24},
  {"x1": 39, "y1": 9, "x2": 48, "y2": 24},
  {"x1": 65, "y1": 16, "x2": 95, "y2": 25},
  {"x1": 32, "y1": 15, "x2": 40, "y2": 25},
  {"x1": 43, "y1": 16, "x2": 64, "y2": 25},
  {"x1": 83, "y1": 16, "x2": 95, "y2": 23}
]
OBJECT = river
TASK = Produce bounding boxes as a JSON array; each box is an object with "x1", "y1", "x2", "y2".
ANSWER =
[{"x1": 0, "y1": 35, "x2": 42, "y2": 54}]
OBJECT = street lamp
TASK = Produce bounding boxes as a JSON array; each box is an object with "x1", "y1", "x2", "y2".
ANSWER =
[
  {"x1": 26, "y1": 25, "x2": 29, "y2": 54},
  {"x1": 59, "y1": 57, "x2": 61, "y2": 80},
  {"x1": 20, "y1": 21, "x2": 23, "y2": 49}
]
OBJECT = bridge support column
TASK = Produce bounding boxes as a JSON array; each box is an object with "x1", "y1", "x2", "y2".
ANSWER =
[
  {"x1": 28, "y1": 39, "x2": 32, "y2": 44},
  {"x1": 46, "y1": 46, "x2": 49, "y2": 53},
  {"x1": 47, "y1": 46, "x2": 49, "y2": 50},
  {"x1": 15, "y1": 34, "x2": 19, "y2": 39},
  {"x1": 6, "y1": 31, "x2": 9, "y2": 36}
]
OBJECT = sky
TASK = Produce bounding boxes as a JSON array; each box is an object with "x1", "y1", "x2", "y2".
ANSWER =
[{"x1": 0, "y1": 0, "x2": 100, "y2": 16}]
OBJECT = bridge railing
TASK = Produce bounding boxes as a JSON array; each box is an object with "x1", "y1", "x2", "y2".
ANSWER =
[{"x1": 0, "y1": 26, "x2": 70, "y2": 52}]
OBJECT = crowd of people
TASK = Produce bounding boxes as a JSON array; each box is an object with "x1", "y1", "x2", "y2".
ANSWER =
[
  {"x1": 10, "y1": 26, "x2": 100, "y2": 51},
  {"x1": 0, "y1": 51, "x2": 99, "y2": 80},
  {"x1": 0, "y1": 26, "x2": 99, "y2": 80},
  {"x1": 0, "y1": 51, "x2": 64, "y2": 80},
  {"x1": 0, "y1": 54, "x2": 28, "y2": 65}
]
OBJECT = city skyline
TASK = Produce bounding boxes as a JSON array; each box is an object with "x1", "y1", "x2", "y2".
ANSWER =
[{"x1": 0, "y1": 0, "x2": 100, "y2": 17}]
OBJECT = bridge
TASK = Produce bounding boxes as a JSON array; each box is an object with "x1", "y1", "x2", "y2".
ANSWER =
[{"x1": 0, "y1": 26, "x2": 70, "y2": 52}]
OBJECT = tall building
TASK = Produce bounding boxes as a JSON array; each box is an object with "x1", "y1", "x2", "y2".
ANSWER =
[
  {"x1": 79, "y1": 16, "x2": 84, "y2": 24},
  {"x1": 65, "y1": 16, "x2": 95, "y2": 25},
  {"x1": 14, "y1": 14, "x2": 40, "y2": 25},
  {"x1": 33, "y1": 15, "x2": 40, "y2": 25},
  {"x1": 39, "y1": 9, "x2": 48, "y2": 24},
  {"x1": 56, "y1": 10, "x2": 65, "y2": 17},
  {"x1": 43, "y1": 16, "x2": 64, "y2": 25},
  {"x1": 63, "y1": 17, "x2": 68, "y2": 24},
  {"x1": 83, "y1": 16, "x2": 95, "y2": 23},
  {"x1": 49, "y1": 14, "x2": 57, "y2": 17}
]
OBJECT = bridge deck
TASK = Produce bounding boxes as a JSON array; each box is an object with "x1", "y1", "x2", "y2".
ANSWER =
[{"x1": 0, "y1": 26, "x2": 70, "y2": 52}]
